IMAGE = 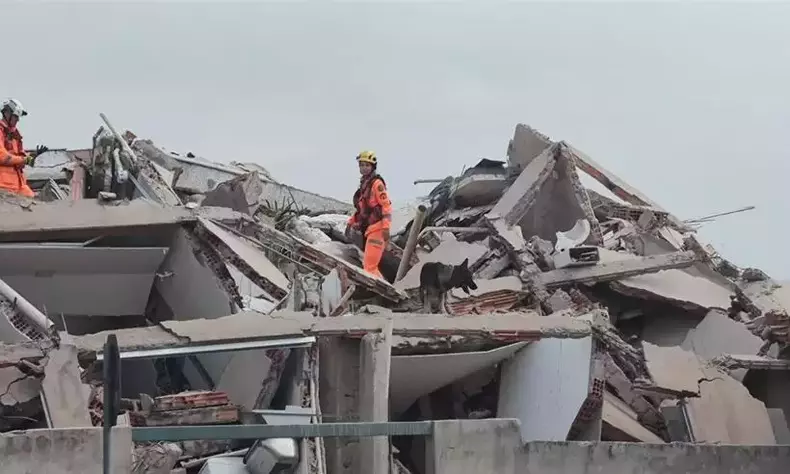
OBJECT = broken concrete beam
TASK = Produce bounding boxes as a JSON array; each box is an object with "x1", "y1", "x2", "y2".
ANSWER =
[
  {"x1": 736, "y1": 278, "x2": 790, "y2": 344},
  {"x1": 564, "y1": 143, "x2": 687, "y2": 231},
  {"x1": 601, "y1": 354, "x2": 663, "y2": 431},
  {"x1": 73, "y1": 310, "x2": 593, "y2": 358},
  {"x1": 196, "y1": 218, "x2": 290, "y2": 300},
  {"x1": 359, "y1": 321, "x2": 392, "y2": 474},
  {"x1": 556, "y1": 144, "x2": 604, "y2": 246},
  {"x1": 712, "y1": 354, "x2": 790, "y2": 371},
  {"x1": 0, "y1": 341, "x2": 47, "y2": 368},
  {"x1": 41, "y1": 345, "x2": 92, "y2": 428},
  {"x1": 486, "y1": 143, "x2": 559, "y2": 228},
  {"x1": 136, "y1": 160, "x2": 183, "y2": 206},
  {"x1": 142, "y1": 405, "x2": 240, "y2": 426},
  {"x1": 535, "y1": 250, "x2": 700, "y2": 289}
]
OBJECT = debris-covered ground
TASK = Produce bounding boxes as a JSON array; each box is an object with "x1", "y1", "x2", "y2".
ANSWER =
[{"x1": 0, "y1": 119, "x2": 788, "y2": 473}]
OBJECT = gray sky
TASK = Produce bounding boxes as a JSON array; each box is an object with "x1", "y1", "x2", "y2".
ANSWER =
[{"x1": 5, "y1": 1, "x2": 789, "y2": 277}]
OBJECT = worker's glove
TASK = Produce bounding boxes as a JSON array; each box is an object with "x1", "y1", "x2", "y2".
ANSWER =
[
  {"x1": 23, "y1": 155, "x2": 36, "y2": 167},
  {"x1": 35, "y1": 145, "x2": 49, "y2": 157},
  {"x1": 381, "y1": 228, "x2": 390, "y2": 242}
]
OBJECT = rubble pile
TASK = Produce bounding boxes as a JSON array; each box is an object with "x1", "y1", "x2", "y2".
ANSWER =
[{"x1": 0, "y1": 119, "x2": 788, "y2": 472}]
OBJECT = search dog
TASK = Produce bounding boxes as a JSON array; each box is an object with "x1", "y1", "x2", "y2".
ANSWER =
[{"x1": 419, "y1": 258, "x2": 478, "y2": 313}]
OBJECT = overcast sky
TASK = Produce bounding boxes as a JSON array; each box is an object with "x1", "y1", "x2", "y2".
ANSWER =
[{"x1": 5, "y1": 1, "x2": 789, "y2": 277}]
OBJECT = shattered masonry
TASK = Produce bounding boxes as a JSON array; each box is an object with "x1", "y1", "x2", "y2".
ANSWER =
[{"x1": 0, "y1": 120, "x2": 786, "y2": 474}]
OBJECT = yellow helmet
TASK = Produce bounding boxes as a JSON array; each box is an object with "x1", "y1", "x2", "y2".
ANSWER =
[{"x1": 356, "y1": 150, "x2": 377, "y2": 165}]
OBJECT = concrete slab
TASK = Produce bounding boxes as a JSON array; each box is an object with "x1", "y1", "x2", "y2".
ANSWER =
[
  {"x1": 684, "y1": 365, "x2": 776, "y2": 444},
  {"x1": 537, "y1": 249, "x2": 701, "y2": 290},
  {"x1": 0, "y1": 245, "x2": 168, "y2": 316},
  {"x1": 0, "y1": 198, "x2": 193, "y2": 241},
  {"x1": 74, "y1": 311, "x2": 592, "y2": 356},
  {"x1": 597, "y1": 249, "x2": 731, "y2": 311},
  {"x1": 507, "y1": 123, "x2": 552, "y2": 171},
  {"x1": 487, "y1": 143, "x2": 558, "y2": 228},
  {"x1": 682, "y1": 309, "x2": 766, "y2": 380},
  {"x1": 642, "y1": 343, "x2": 704, "y2": 396}
]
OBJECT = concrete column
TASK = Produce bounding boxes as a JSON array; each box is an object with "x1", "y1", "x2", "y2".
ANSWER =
[
  {"x1": 358, "y1": 322, "x2": 393, "y2": 474},
  {"x1": 319, "y1": 337, "x2": 361, "y2": 474},
  {"x1": 431, "y1": 419, "x2": 522, "y2": 474}
]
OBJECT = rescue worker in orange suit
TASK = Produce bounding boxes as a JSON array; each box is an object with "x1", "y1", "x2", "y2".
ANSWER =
[
  {"x1": 0, "y1": 99, "x2": 37, "y2": 198},
  {"x1": 346, "y1": 150, "x2": 393, "y2": 279}
]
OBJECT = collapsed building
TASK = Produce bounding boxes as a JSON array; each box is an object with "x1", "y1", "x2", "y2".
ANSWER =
[{"x1": 0, "y1": 119, "x2": 788, "y2": 474}]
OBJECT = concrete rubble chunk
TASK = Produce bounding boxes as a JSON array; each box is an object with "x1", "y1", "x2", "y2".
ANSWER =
[{"x1": 201, "y1": 171, "x2": 265, "y2": 215}]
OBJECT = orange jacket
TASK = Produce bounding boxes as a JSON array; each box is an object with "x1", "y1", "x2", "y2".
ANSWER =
[
  {"x1": 0, "y1": 120, "x2": 34, "y2": 197},
  {"x1": 348, "y1": 175, "x2": 392, "y2": 236}
]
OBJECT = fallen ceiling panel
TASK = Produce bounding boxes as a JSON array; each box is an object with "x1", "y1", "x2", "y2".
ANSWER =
[
  {"x1": 0, "y1": 245, "x2": 168, "y2": 316},
  {"x1": 390, "y1": 342, "x2": 526, "y2": 414}
]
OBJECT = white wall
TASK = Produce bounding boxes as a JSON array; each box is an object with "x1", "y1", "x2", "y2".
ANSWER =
[{"x1": 497, "y1": 337, "x2": 593, "y2": 442}]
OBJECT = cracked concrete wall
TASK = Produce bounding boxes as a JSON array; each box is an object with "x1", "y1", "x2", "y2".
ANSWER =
[
  {"x1": 0, "y1": 427, "x2": 132, "y2": 474},
  {"x1": 431, "y1": 420, "x2": 790, "y2": 474}
]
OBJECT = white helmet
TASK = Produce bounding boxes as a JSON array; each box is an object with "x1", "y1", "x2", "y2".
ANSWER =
[{"x1": 1, "y1": 98, "x2": 27, "y2": 118}]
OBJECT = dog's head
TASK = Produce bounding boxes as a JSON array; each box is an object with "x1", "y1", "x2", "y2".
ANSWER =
[{"x1": 451, "y1": 258, "x2": 478, "y2": 294}]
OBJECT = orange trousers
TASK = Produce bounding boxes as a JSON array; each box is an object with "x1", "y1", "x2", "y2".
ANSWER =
[{"x1": 363, "y1": 229, "x2": 387, "y2": 278}]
